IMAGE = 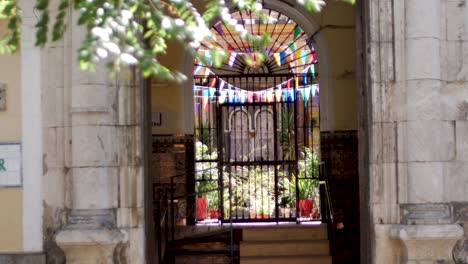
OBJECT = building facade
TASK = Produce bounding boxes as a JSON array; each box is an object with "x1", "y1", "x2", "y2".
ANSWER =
[{"x1": 0, "y1": 0, "x2": 467, "y2": 263}]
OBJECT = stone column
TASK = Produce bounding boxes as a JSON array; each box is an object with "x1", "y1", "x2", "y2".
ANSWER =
[
  {"x1": 54, "y1": 11, "x2": 144, "y2": 263},
  {"x1": 390, "y1": 0, "x2": 463, "y2": 263}
]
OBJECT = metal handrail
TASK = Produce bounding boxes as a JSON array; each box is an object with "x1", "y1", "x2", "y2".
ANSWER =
[
  {"x1": 153, "y1": 166, "x2": 233, "y2": 263},
  {"x1": 319, "y1": 162, "x2": 337, "y2": 257}
]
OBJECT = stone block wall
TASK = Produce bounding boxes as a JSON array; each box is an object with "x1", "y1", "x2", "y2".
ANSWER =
[{"x1": 367, "y1": 0, "x2": 468, "y2": 263}]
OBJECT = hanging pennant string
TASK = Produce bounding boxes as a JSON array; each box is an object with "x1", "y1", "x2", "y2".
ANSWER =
[
  {"x1": 312, "y1": 52, "x2": 317, "y2": 63},
  {"x1": 289, "y1": 42, "x2": 296, "y2": 53},
  {"x1": 209, "y1": 87, "x2": 216, "y2": 98},
  {"x1": 304, "y1": 86, "x2": 311, "y2": 102},
  {"x1": 295, "y1": 50, "x2": 301, "y2": 62},
  {"x1": 301, "y1": 50, "x2": 307, "y2": 65},
  {"x1": 293, "y1": 25, "x2": 301, "y2": 40},
  {"x1": 247, "y1": 91, "x2": 253, "y2": 103},
  {"x1": 214, "y1": 23, "x2": 225, "y2": 36},
  {"x1": 280, "y1": 52, "x2": 286, "y2": 65},
  {"x1": 310, "y1": 64, "x2": 315, "y2": 75},
  {"x1": 303, "y1": 72, "x2": 308, "y2": 85},
  {"x1": 228, "y1": 52, "x2": 237, "y2": 67},
  {"x1": 275, "y1": 88, "x2": 282, "y2": 101},
  {"x1": 268, "y1": 90, "x2": 275, "y2": 102},
  {"x1": 219, "y1": 80, "x2": 225, "y2": 90},
  {"x1": 202, "y1": 90, "x2": 209, "y2": 110},
  {"x1": 294, "y1": 77, "x2": 299, "y2": 88},
  {"x1": 194, "y1": 62, "x2": 203, "y2": 74},
  {"x1": 238, "y1": 91, "x2": 244, "y2": 103},
  {"x1": 228, "y1": 88, "x2": 234, "y2": 103},
  {"x1": 290, "y1": 88, "x2": 295, "y2": 101},
  {"x1": 255, "y1": 92, "x2": 262, "y2": 102},
  {"x1": 205, "y1": 50, "x2": 213, "y2": 66},
  {"x1": 287, "y1": 79, "x2": 291, "y2": 89},
  {"x1": 219, "y1": 90, "x2": 227, "y2": 104},
  {"x1": 274, "y1": 53, "x2": 281, "y2": 66},
  {"x1": 283, "y1": 89, "x2": 289, "y2": 101},
  {"x1": 311, "y1": 84, "x2": 317, "y2": 96}
]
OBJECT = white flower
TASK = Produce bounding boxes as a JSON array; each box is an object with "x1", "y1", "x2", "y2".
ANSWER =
[
  {"x1": 175, "y1": 19, "x2": 185, "y2": 27},
  {"x1": 229, "y1": 18, "x2": 237, "y2": 26},
  {"x1": 161, "y1": 16, "x2": 171, "y2": 29},
  {"x1": 120, "y1": 53, "x2": 138, "y2": 64},
  {"x1": 96, "y1": 48, "x2": 108, "y2": 58},
  {"x1": 221, "y1": 13, "x2": 231, "y2": 22},
  {"x1": 254, "y1": 2, "x2": 263, "y2": 11},
  {"x1": 121, "y1": 10, "x2": 133, "y2": 20},
  {"x1": 103, "y1": 42, "x2": 121, "y2": 54},
  {"x1": 97, "y1": 8, "x2": 104, "y2": 16}
]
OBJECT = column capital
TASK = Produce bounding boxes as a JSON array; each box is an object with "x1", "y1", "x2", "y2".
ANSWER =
[{"x1": 390, "y1": 224, "x2": 464, "y2": 263}]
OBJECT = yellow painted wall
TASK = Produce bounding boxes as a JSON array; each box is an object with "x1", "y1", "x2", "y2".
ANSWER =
[
  {"x1": 0, "y1": 188, "x2": 23, "y2": 251},
  {"x1": 0, "y1": 21, "x2": 23, "y2": 252}
]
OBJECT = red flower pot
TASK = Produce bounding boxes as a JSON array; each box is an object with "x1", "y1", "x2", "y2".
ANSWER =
[
  {"x1": 196, "y1": 197, "x2": 207, "y2": 220},
  {"x1": 298, "y1": 199, "x2": 313, "y2": 217},
  {"x1": 209, "y1": 209, "x2": 220, "y2": 219}
]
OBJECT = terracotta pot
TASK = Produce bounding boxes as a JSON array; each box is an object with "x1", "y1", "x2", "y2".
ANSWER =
[
  {"x1": 196, "y1": 197, "x2": 207, "y2": 220},
  {"x1": 298, "y1": 199, "x2": 313, "y2": 217},
  {"x1": 260, "y1": 214, "x2": 270, "y2": 219},
  {"x1": 209, "y1": 209, "x2": 220, "y2": 219},
  {"x1": 249, "y1": 211, "x2": 256, "y2": 219}
]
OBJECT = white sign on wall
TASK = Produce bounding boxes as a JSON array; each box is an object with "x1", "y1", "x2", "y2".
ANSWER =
[{"x1": 0, "y1": 143, "x2": 22, "y2": 187}]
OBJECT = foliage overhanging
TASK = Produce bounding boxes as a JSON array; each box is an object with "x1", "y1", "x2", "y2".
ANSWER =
[{"x1": 0, "y1": 0, "x2": 354, "y2": 80}]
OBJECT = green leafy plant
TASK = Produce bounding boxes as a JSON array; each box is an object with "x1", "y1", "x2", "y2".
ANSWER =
[{"x1": 0, "y1": 0, "x2": 354, "y2": 80}]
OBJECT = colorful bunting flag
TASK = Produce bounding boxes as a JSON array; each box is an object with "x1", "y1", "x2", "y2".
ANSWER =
[
  {"x1": 209, "y1": 87, "x2": 216, "y2": 98},
  {"x1": 228, "y1": 52, "x2": 237, "y2": 67},
  {"x1": 293, "y1": 25, "x2": 300, "y2": 40},
  {"x1": 311, "y1": 85, "x2": 317, "y2": 96},
  {"x1": 202, "y1": 90, "x2": 209, "y2": 110},
  {"x1": 289, "y1": 89, "x2": 295, "y2": 101},
  {"x1": 283, "y1": 90, "x2": 289, "y2": 101},
  {"x1": 247, "y1": 92, "x2": 253, "y2": 103},
  {"x1": 255, "y1": 92, "x2": 262, "y2": 102},
  {"x1": 303, "y1": 72, "x2": 308, "y2": 85},
  {"x1": 275, "y1": 88, "x2": 282, "y2": 101},
  {"x1": 295, "y1": 51, "x2": 301, "y2": 62},
  {"x1": 274, "y1": 53, "x2": 281, "y2": 66},
  {"x1": 301, "y1": 50, "x2": 307, "y2": 65},
  {"x1": 240, "y1": 91, "x2": 246, "y2": 103},
  {"x1": 219, "y1": 80, "x2": 225, "y2": 90},
  {"x1": 294, "y1": 77, "x2": 299, "y2": 88},
  {"x1": 310, "y1": 64, "x2": 315, "y2": 75},
  {"x1": 280, "y1": 52, "x2": 285, "y2": 65},
  {"x1": 205, "y1": 50, "x2": 213, "y2": 66},
  {"x1": 304, "y1": 87, "x2": 311, "y2": 102},
  {"x1": 214, "y1": 24, "x2": 225, "y2": 36},
  {"x1": 219, "y1": 90, "x2": 227, "y2": 104}
]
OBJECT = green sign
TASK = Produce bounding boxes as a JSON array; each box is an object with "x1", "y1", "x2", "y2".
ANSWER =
[{"x1": 0, "y1": 158, "x2": 5, "y2": 171}]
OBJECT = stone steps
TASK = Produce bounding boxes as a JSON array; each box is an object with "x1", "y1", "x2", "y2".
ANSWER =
[
  {"x1": 241, "y1": 255, "x2": 332, "y2": 264},
  {"x1": 240, "y1": 225, "x2": 331, "y2": 264}
]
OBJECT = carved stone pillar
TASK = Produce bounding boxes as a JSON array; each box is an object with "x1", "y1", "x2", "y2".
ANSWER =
[
  {"x1": 54, "y1": 11, "x2": 132, "y2": 263},
  {"x1": 391, "y1": 224, "x2": 463, "y2": 264}
]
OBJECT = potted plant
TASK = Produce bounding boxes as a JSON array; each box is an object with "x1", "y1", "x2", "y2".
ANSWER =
[
  {"x1": 196, "y1": 180, "x2": 216, "y2": 221},
  {"x1": 206, "y1": 188, "x2": 220, "y2": 219},
  {"x1": 297, "y1": 178, "x2": 314, "y2": 217}
]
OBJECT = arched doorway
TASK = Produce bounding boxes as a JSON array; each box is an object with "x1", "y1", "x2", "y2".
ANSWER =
[{"x1": 192, "y1": 7, "x2": 322, "y2": 223}]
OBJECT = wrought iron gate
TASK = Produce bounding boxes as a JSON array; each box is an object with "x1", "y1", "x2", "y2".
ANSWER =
[{"x1": 194, "y1": 74, "x2": 320, "y2": 223}]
